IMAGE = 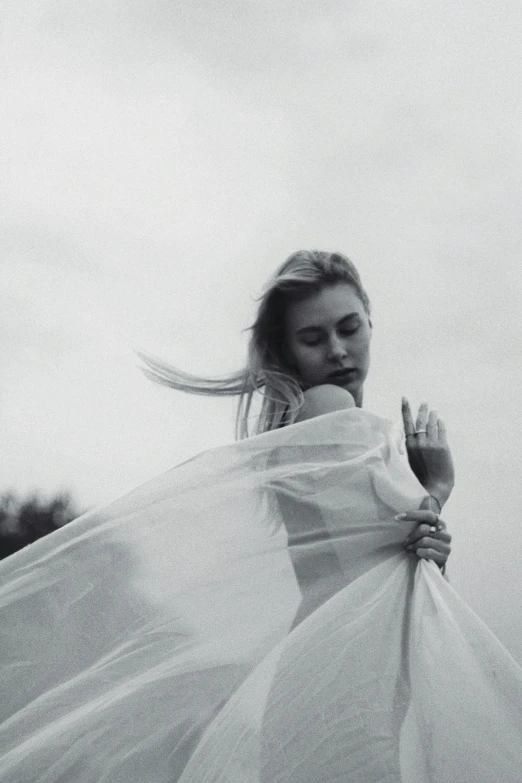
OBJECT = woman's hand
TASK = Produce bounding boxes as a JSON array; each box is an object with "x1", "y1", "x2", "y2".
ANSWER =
[
  {"x1": 397, "y1": 509, "x2": 452, "y2": 571},
  {"x1": 401, "y1": 398, "x2": 455, "y2": 507}
]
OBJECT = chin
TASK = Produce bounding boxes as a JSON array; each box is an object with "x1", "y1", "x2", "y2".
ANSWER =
[
  {"x1": 328, "y1": 377, "x2": 352, "y2": 388},
  {"x1": 344, "y1": 381, "x2": 363, "y2": 407}
]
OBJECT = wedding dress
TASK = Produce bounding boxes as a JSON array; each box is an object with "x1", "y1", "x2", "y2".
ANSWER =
[{"x1": 1, "y1": 408, "x2": 521, "y2": 782}]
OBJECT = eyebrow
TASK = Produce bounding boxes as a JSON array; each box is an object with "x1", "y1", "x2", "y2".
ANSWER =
[{"x1": 296, "y1": 312, "x2": 360, "y2": 335}]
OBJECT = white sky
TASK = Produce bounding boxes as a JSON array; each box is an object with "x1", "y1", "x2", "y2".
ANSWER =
[{"x1": 2, "y1": 1, "x2": 521, "y2": 661}]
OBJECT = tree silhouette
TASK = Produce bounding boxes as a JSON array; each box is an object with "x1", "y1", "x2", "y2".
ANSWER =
[{"x1": 0, "y1": 490, "x2": 82, "y2": 560}]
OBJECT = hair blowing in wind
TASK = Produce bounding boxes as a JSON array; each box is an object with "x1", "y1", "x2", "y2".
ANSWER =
[{"x1": 137, "y1": 250, "x2": 371, "y2": 438}]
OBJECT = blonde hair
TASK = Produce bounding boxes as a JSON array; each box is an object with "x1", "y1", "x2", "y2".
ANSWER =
[{"x1": 138, "y1": 250, "x2": 371, "y2": 439}]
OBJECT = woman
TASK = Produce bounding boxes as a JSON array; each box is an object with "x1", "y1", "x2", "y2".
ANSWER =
[
  {"x1": 141, "y1": 250, "x2": 454, "y2": 578},
  {"x1": 0, "y1": 251, "x2": 521, "y2": 782}
]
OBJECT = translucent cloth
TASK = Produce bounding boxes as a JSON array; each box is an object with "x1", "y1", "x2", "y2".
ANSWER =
[{"x1": 1, "y1": 408, "x2": 522, "y2": 783}]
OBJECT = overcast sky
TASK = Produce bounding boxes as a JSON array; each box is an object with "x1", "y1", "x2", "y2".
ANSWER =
[{"x1": 2, "y1": 1, "x2": 521, "y2": 660}]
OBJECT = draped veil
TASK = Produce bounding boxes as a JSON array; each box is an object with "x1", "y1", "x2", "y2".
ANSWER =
[{"x1": 1, "y1": 408, "x2": 521, "y2": 782}]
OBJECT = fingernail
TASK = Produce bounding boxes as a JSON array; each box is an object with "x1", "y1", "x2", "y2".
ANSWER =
[{"x1": 395, "y1": 513, "x2": 407, "y2": 520}]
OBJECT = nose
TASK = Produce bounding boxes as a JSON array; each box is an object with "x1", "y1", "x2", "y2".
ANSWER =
[{"x1": 327, "y1": 335, "x2": 348, "y2": 361}]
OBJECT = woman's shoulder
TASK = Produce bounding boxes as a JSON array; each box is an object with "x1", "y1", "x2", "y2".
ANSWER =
[{"x1": 294, "y1": 384, "x2": 355, "y2": 422}]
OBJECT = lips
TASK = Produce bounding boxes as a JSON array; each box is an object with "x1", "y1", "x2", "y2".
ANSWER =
[{"x1": 328, "y1": 368, "x2": 357, "y2": 381}]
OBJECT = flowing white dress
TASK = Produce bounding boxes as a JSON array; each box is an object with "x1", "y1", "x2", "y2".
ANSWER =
[{"x1": 1, "y1": 408, "x2": 521, "y2": 782}]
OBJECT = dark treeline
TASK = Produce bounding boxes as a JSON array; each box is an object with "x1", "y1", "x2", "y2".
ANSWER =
[{"x1": 0, "y1": 491, "x2": 82, "y2": 560}]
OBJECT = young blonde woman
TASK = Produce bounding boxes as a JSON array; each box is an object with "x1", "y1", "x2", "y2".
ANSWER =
[
  {"x1": 140, "y1": 249, "x2": 454, "y2": 577},
  {"x1": 0, "y1": 251, "x2": 520, "y2": 783}
]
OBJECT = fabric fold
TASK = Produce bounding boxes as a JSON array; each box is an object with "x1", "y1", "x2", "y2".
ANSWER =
[{"x1": 1, "y1": 408, "x2": 521, "y2": 782}]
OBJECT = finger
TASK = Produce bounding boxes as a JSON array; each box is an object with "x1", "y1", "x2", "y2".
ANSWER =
[
  {"x1": 405, "y1": 534, "x2": 450, "y2": 554},
  {"x1": 414, "y1": 537, "x2": 450, "y2": 554},
  {"x1": 404, "y1": 524, "x2": 451, "y2": 547},
  {"x1": 401, "y1": 397, "x2": 415, "y2": 437},
  {"x1": 408, "y1": 534, "x2": 450, "y2": 551},
  {"x1": 426, "y1": 409, "x2": 438, "y2": 441},
  {"x1": 433, "y1": 519, "x2": 451, "y2": 540},
  {"x1": 395, "y1": 510, "x2": 440, "y2": 524},
  {"x1": 437, "y1": 417, "x2": 448, "y2": 446},
  {"x1": 404, "y1": 514, "x2": 451, "y2": 543},
  {"x1": 406, "y1": 523, "x2": 434, "y2": 541},
  {"x1": 414, "y1": 547, "x2": 447, "y2": 565},
  {"x1": 415, "y1": 401, "x2": 429, "y2": 433},
  {"x1": 405, "y1": 522, "x2": 443, "y2": 540}
]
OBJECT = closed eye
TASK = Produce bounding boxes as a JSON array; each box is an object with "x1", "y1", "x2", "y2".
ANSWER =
[{"x1": 301, "y1": 326, "x2": 359, "y2": 346}]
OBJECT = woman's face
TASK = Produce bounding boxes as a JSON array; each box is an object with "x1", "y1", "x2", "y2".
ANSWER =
[{"x1": 284, "y1": 283, "x2": 372, "y2": 407}]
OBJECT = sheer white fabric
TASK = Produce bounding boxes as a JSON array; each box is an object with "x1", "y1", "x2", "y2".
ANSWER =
[{"x1": 1, "y1": 408, "x2": 521, "y2": 782}]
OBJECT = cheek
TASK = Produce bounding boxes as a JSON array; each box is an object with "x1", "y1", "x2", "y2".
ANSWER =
[
  {"x1": 294, "y1": 348, "x2": 323, "y2": 374},
  {"x1": 356, "y1": 329, "x2": 372, "y2": 356}
]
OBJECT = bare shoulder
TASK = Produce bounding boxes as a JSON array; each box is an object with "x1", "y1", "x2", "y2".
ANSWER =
[{"x1": 294, "y1": 384, "x2": 355, "y2": 423}]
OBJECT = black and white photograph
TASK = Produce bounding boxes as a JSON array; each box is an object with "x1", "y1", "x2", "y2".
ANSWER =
[{"x1": 1, "y1": 2, "x2": 521, "y2": 780}]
